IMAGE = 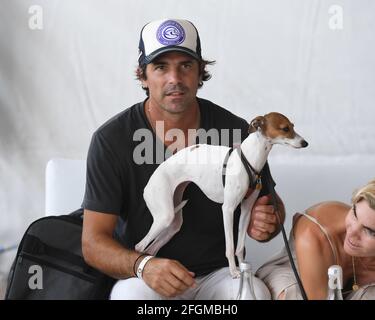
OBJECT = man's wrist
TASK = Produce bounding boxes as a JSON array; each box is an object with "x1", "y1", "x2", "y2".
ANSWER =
[
  {"x1": 136, "y1": 255, "x2": 154, "y2": 279},
  {"x1": 133, "y1": 253, "x2": 147, "y2": 277}
]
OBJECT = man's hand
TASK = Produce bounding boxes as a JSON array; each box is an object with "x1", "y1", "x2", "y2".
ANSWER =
[
  {"x1": 142, "y1": 257, "x2": 196, "y2": 298},
  {"x1": 247, "y1": 194, "x2": 282, "y2": 241}
]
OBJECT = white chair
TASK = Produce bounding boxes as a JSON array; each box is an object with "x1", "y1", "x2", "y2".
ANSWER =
[{"x1": 45, "y1": 158, "x2": 86, "y2": 216}]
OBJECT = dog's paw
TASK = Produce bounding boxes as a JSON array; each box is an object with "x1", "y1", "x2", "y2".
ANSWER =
[
  {"x1": 230, "y1": 269, "x2": 241, "y2": 279},
  {"x1": 135, "y1": 242, "x2": 144, "y2": 252}
]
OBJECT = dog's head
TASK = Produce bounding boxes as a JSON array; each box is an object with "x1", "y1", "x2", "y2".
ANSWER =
[{"x1": 249, "y1": 112, "x2": 308, "y2": 148}]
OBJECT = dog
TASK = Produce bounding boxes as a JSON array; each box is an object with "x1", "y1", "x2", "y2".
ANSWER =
[{"x1": 135, "y1": 112, "x2": 308, "y2": 278}]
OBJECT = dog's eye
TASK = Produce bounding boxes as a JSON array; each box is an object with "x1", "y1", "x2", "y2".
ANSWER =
[{"x1": 280, "y1": 127, "x2": 290, "y2": 133}]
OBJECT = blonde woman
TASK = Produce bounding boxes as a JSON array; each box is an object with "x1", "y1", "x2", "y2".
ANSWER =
[{"x1": 256, "y1": 179, "x2": 375, "y2": 300}]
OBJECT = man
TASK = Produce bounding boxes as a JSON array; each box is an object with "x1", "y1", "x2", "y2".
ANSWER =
[{"x1": 82, "y1": 18, "x2": 285, "y2": 299}]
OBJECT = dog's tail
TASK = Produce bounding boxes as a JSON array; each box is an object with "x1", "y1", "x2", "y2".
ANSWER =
[{"x1": 174, "y1": 200, "x2": 189, "y2": 213}]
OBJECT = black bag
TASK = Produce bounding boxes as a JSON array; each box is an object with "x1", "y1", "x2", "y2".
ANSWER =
[{"x1": 5, "y1": 208, "x2": 115, "y2": 300}]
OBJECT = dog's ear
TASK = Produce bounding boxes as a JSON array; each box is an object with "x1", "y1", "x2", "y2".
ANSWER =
[{"x1": 249, "y1": 116, "x2": 265, "y2": 133}]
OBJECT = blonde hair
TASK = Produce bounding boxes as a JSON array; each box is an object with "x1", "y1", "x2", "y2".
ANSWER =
[{"x1": 351, "y1": 179, "x2": 375, "y2": 210}]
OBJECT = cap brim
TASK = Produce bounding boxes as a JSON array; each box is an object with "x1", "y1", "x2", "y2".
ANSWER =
[{"x1": 142, "y1": 46, "x2": 201, "y2": 64}]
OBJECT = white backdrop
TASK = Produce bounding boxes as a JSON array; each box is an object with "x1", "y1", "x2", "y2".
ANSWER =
[{"x1": 1, "y1": 0, "x2": 375, "y2": 274}]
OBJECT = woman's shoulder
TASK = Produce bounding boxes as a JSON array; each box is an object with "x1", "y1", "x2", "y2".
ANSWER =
[
  {"x1": 307, "y1": 201, "x2": 350, "y2": 214},
  {"x1": 307, "y1": 201, "x2": 350, "y2": 227},
  {"x1": 294, "y1": 201, "x2": 349, "y2": 242}
]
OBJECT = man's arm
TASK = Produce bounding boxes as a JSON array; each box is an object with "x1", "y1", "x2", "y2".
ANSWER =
[
  {"x1": 82, "y1": 209, "x2": 139, "y2": 279},
  {"x1": 82, "y1": 209, "x2": 196, "y2": 297},
  {"x1": 247, "y1": 193, "x2": 286, "y2": 242}
]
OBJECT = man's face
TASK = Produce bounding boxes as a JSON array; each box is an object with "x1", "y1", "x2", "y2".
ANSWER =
[{"x1": 142, "y1": 51, "x2": 201, "y2": 114}]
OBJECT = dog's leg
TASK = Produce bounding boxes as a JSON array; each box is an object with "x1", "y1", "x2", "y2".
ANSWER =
[
  {"x1": 222, "y1": 200, "x2": 242, "y2": 278},
  {"x1": 236, "y1": 191, "x2": 259, "y2": 265},
  {"x1": 141, "y1": 200, "x2": 188, "y2": 255},
  {"x1": 143, "y1": 182, "x2": 190, "y2": 255},
  {"x1": 135, "y1": 215, "x2": 174, "y2": 253},
  {"x1": 135, "y1": 186, "x2": 176, "y2": 252},
  {"x1": 136, "y1": 182, "x2": 190, "y2": 254},
  {"x1": 144, "y1": 211, "x2": 182, "y2": 256},
  {"x1": 222, "y1": 155, "x2": 249, "y2": 278}
]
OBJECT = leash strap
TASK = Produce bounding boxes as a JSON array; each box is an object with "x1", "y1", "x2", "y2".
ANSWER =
[
  {"x1": 239, "y1": 148, "x2": 258, "y2": 189},
  {"x1": 222, "y1": 147, "x2": 234, "y2": 187},
  {"x1": 263, "y1": 168, "x2": 308, "y2": 300},
  {"x1": 222, "y1": 147, "x2": 260, "y2": 189}
]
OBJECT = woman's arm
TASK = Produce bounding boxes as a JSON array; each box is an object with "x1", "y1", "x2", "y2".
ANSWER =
[{"x1": 294, "y1": 218, "x2": 337, "y2": 300}]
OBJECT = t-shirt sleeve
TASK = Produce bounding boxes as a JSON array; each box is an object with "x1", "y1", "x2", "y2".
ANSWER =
[
  {"x1": 259, "y1": 162, "x2": 277, "y2": 197},
  {"x1": 82, "y1": 131, "x2": 126, "y2": 216}
]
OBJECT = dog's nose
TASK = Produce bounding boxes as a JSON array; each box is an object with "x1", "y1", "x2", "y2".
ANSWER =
[{"x1": 301, "y1": 140, "x2": 308, "y2": 148}]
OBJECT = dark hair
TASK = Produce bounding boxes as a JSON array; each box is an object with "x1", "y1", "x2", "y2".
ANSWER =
[{"x1": 135, "y1": 59, "x2": 215, "y2": 96}]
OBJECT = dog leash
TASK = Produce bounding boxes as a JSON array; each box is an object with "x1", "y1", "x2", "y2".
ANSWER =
[
  {"x1": 263, "y1": 168, "x2": 308, "y2": 300},
  {"x1": 239, "y1": 149, "x2": 262, "y2": 190},
  {"x1": 222, "y1": 147, "x2": 261, "y2": 190},
  {"x1": 222, "y1": 147, "x2": 234, "y2": 187}
]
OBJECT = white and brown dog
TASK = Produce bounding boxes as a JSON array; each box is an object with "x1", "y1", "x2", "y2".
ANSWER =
[{"x1": 136, "y1": 112, "x2": 308, "y2": 277}]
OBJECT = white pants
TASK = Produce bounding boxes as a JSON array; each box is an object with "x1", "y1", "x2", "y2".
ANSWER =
[{"x1": 110, "y1": 267, "x2": 271, "y2": 300}]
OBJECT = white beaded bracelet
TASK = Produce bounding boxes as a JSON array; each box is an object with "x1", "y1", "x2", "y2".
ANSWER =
[{"x1": 136, "y1": 255, "x2": 154, "y2": 280}]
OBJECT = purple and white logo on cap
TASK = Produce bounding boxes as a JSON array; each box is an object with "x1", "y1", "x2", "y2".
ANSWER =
[{"x1": 156, "y1": 20, "x2": 185, "y2": 46}]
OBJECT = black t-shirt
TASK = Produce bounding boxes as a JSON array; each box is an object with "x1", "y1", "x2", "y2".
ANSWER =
[{"x1": 82, "y1": 97, "x2": 273, "y2": 276}]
